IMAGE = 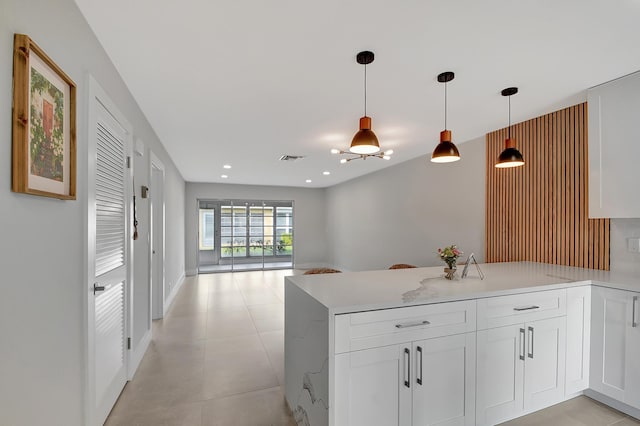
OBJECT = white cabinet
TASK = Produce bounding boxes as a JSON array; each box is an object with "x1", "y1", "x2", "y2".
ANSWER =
[
  {"x1": 334, "y1": 301, "x2": 476, "y2": 426},
  {"x1": 590, "y1": 286, "x2": 640, "y2": 409},
  {"x1": 334, "y1": 334, "x2": 476, "y2": 426},
  {"x1": 477, "y1": 318, "x2": 566, "y2": 425},
  {"x1": 566, "y1": 286, "x2": 591, "y2": 395},
  {"x1": 412, "y1": 333, "x2": 476, "y2": 426},
  {"x1": 476, "y1": 291, "x2": 567, "y2": 426},
  {"x1": 587, "y1": 70, "x2": 640, "y2": 218},
  {"x1": 334, "y1": 344, "x2": 411, "y2": 426}
]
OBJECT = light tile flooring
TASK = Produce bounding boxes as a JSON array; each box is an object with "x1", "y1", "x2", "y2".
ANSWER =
[
  {"x1": 106, "y1": 270, "x2": 640, "y2": 426},
  {"x1": 105, "y1": 270, "x2": 297, "y2": 426}
]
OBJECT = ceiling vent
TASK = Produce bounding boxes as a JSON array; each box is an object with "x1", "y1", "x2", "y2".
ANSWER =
[{"x1": 279, "y1": 155, "x2": 305, "y2": 162}]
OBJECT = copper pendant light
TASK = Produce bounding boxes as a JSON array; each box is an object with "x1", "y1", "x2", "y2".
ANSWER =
[
  {"x1": 350, "y1": 51, "x2": 380, "y2": 155},
  {"x1": 431, "y1": 71, "x2": 461, "y2": 163},
  {"x1": 331, "y1": 50, "x2": 393, "y2": 163},
  {"x1": 496, "y1": 87, "x2": 525, "y2": 168}
]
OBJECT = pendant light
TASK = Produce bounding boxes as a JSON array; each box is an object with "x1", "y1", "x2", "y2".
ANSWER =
[
  {"x1": 331, "y1": 50, "x2": 394, "y2": 163},
  {"x1": 495, "y1": 87, "x2": 525, "y2": 168},
  {"x1": 431, "y1": 71, "x2": 460, "y2": 163},
  {"x1": 350, "y1": 51, "x2": 379, "y2": 154}
]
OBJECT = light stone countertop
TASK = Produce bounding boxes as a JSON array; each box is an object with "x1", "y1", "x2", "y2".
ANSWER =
[{"x1": 285, "y1": 262, "x2": 640, "y2": 314}]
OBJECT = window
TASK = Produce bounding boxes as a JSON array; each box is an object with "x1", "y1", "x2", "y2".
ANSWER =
[
  {"x1": 275, "y1": 206, "x2": 293, "y2": 255},
  {"x1": 199, "y1": 208, "x2": 214, "y2": 250}
]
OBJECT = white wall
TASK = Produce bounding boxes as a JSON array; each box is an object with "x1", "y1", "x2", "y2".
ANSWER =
[
  {"x1": 185, "y1": 183, "x2": 328, "y2": 274},
  {"x1": 610, "y1": 219, "x2": 640, "y2": 275},
  {"x1": 0, "y1": 1, "x2": 185, "y2": 424},
  {"x1": 326, "y1": 137, "x2": 486, "y2": 271}
]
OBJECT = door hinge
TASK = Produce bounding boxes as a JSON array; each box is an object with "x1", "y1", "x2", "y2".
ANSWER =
[
  {"x1": 127, "y1": 337, "x2": 131, "y2": 350},
  {"x1": 126, "y1": 156, "x2": 131, "y2": 169}
]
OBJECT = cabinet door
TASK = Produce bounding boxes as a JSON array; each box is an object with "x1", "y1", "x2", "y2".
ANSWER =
[
  {"x1": 412, "y1": 333, "x2": 476, "y2": 426},
  {"x1": 587, "y1": 70, "x2": 640, "y2": 218},
  {"x1": 625, "y1": 293, "x2": 640, "y2": 409},
  {"x1": 523, "y1": 316, "x2": 566, "y2": 412},
  {"x1": 476, "y1": 324, "x2": 525, "y2": 426},
  {"x1": 566, "y1": 286, "x2": 591, "y2": 395},
  {"x1": 334, "y1": 344, "x2": 411, "y2": 426},
  {"x1": 590, "y1": 287, "x2": 631, "y2": 401}
]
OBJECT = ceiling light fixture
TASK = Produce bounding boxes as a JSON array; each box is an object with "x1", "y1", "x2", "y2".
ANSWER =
[
  {"x1": 431, "y1": 71, "x2": 460, "y2": 163},
  {"x1": 496, "y1": 87, "x2": 525, "y2": 168},
  {"x1": 221, "y1": 174, "x2": 228, "y2": 179},
  {"x1": 305, "y1": 179, "x2": 312, "y2": 183},
  {"x1": 323, "y1": 171, "x2": 330, "y2": 175},
  {"x1": 332, "y1": 50, "x2": 393, "y2": 163},
  {"x1": 223, "y1": 164, "x2": 232, "y2": 169}
]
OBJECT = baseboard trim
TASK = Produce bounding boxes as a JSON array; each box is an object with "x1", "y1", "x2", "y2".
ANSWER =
[
  {"x1": 186, "y1": 268, "x2": 198, "y2": 276},
  {"x1": 128, "y1": 329, "x2": 151, "y2": 379},
  {"x1": 584, "y1": 389, "x2": 640, "y2": 420},
  {"x1": 164, "y1": 273, "x2": 185, "y2": 315}
]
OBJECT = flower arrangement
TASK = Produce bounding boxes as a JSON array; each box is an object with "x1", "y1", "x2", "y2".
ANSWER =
[{"x1": 437, "y1": 245, "x2": 463, "y2": 269}]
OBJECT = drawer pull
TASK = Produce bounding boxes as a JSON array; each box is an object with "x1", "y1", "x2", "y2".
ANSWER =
[
  {"x1": 395, "y1": 320, "x2": 430, "y2": 329},
  {"x1": 519, "y1": 328, "x2": 525, "y2": 361},
  {"x1": 528, "y1": 326, "x2": 534, "y2": 359},
  {"x1": 513, "y1": 305, "x2": 540, "y2": 312}
]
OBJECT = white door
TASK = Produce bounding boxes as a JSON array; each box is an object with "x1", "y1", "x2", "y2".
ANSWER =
[
  {"x1": 523, "y1": 316, "x2": 566, "y2": 411},
  {"x1": 626, "y1": 292, "x2": 640, "y2": 409},
  {"x1": 334, "y1": 344, "x2": 411, "y2": 426},
  {"x1": 412, "y1": 333, "x2": 476, "y2": 426},
  {"x1": 87, "y1": 80, "x2": 131, "y2": 426},
  {"x1": 591, "y1": 287, "x2": 630, "y2": 401},
  {"x1": 150, "y1": 156, "x2": 165, "y2": 319},
  {"x1": 476, "y1": 324, "x2": 525, "y2": 426}
]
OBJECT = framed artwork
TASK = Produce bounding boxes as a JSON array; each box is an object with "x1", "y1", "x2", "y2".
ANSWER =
[{"x1": 12, "y1": 34, "x2": 76, "y2": 199}]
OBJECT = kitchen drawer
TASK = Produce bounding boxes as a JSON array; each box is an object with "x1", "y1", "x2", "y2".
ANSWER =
[
  {"x1": 477, "y1": 289, "x2": 566, "y2": 330},
  {"x1": 334, "y1": 300, "x2": 476, "y2": 353}
]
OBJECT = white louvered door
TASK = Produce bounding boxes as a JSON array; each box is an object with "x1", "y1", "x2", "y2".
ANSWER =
[{"x1": 91, "y1": 98, "x2": 129, "y2": 424}]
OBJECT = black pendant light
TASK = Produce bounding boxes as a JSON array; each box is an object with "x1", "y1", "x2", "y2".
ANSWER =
[
  {"x1": 431, "y1": 71, "x2": 460, "y2": 163},
  {"x1": 350, "y1": 51, "x2": 380, "y2": 155},
  {"x1": 496, "y1": 87, "x2": 525, "y2": 168}
]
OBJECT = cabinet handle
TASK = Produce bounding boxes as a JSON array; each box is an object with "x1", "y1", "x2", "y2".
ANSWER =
[
  {"x1": 528, "y1": 326, "x2": 534, "y2": 359},
  {"x1": 404, "y1": 348, "x2": 410, "y2": 388},
  {"x1": 417, "y1": 346, "x2": 423, "y2": 385},
  {"x1": 395, "y1": 320, "x2": 430, "y2": 329},
  {"x1": 519, "y1": 328, "x2": 525, "y2": 361},
  {"x1": 513, "y1": 305, "x2": 540, "y2": 311},
  {"x1": 633, "y1": 296, "x2": 638, "y2": 328}
]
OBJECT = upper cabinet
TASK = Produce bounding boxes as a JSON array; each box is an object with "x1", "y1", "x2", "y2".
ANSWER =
[{"x1": 588, "y1": 71, "x2": 640, "y2": 218}]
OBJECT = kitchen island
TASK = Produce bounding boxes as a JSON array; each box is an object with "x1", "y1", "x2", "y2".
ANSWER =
[{"x1": 284, "y1": 262, "x2": 640, "y2": 426}]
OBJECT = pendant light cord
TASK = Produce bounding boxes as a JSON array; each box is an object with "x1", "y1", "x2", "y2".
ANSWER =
[
  {"x1": 444, "y1": 80, "x2": 448, "y2": 129},
  {"x1": 364, "y1": 63, "x2": 367, "y2": 117},
  {"x1": 508, "y1": 95, "x2": 511, "y2": 139}
]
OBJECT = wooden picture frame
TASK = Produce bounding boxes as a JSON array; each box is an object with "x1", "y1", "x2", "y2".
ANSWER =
[{"x1": 12, "y1": 34, "x2": 76, "y2": 200}]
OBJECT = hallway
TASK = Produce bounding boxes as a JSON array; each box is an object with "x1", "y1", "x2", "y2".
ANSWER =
[{"x1": 106, "y1": 270, "x2": 296, "y2": 425}]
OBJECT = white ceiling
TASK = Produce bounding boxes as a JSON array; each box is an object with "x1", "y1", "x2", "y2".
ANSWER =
[{"x1": 74, "y1": 0, "x2": 640, "y2": 188}]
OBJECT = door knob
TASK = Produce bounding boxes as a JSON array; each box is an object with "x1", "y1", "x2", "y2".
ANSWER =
[{"x1": 93, "y1": 283, "x2": 106, "y2": 295}]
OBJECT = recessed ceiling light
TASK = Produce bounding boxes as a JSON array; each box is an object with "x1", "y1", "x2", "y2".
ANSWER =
[
  {"x1": 305, "y1": 179, "x2": 312, "y2": 183},
  {"x1": 223, "y1": 164, "x2": 232, "y2": 169},
  {"x1": 323, "y1": 171, "x2": 330, "y2": 175},
  {"x1": 221, "y1": 174, "x2": 228, "y2": 179}
]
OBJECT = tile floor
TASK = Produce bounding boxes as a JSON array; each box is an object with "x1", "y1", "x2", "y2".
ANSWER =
[
  {"x1": 106, "y1": 270, "x2": 640, "y2": 426},
  {"x1": 105, "y1": 270, "x2": 297, "y2": 426}
]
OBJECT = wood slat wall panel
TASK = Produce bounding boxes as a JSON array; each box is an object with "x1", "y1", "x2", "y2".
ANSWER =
[{"x1": 485, "y1": 103, "x2": 610, "y2": 270}]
